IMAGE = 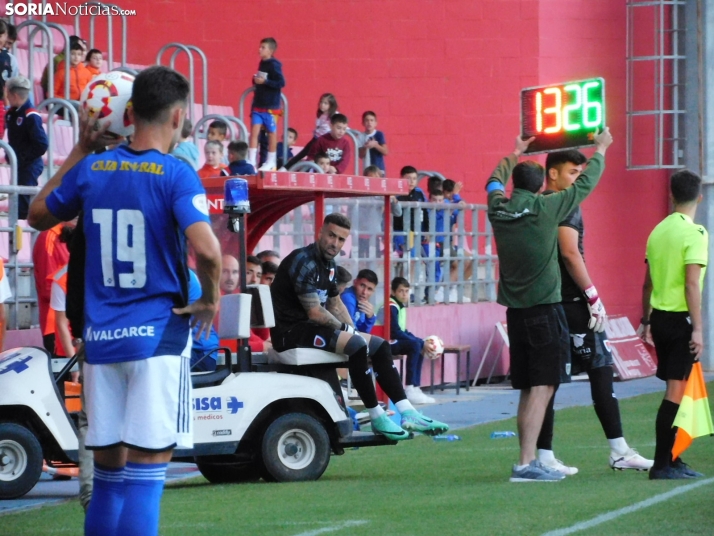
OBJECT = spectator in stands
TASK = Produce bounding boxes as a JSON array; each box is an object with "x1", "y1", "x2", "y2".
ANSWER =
[
  {"x1": 276, "y1": 127, "x2": 297, "y2": 169},
  {"x1": 85, "y1": 48, "x2": 103, "y2": 77},
  {"x1": 340, "y1": 269, "x2": 378, "y2": 334},
  {"x1": 171, "y1": 117, "x2": 199, "y2": 169},
  {"x1": 41, "y1": 35, "x2": 86, "y2": 98},
  {"x1": 388, "y1": 277, "x2": 435, "y2": 404},
  {"x1": 393, "y1": 166, "x2": 427, "y2": 258},
  {"x1": 257, "y1": 250, "x2": 280, "y2": 265},
  {"x1": 197, "y1": 140, "x2": 229, "y2": 179},
  {"x1": 430, "y1": 188, "x2": 446, "y2": 288},
  {"x1": 207, "y1": 119, "x2": 229, "y2": 165},
  {"x1": 6, "y1": 76, "x2": 49, "y2": 219},
  {"x1": 54, "y1": 40, "x2": 93, "y2": 100},
  {"x1": 0, "y1": 21, "x2": 13, "y2": 138},
  {"x1": 189, "y1": 269, "x2": 220, "y2": 372},
  {"x1": 260, "y1": 261, "x2": 278, "y2": 285},
  {"x1": 227, "y1": 141, "x2": 257, "y2": 176},
  {"x1": 314, "y1": 152, "x2": 331, "y2": 174},
  {"x1": 443, "y1": 179, "x2": 465, "y2": 228},
  {"x1": 220, "y1": 254, "x2": 240, "y2": 294},
  {"x1": 0, "y1": 259, "x2": 13, "y2": 350},
  {"x1": 307, "y1": 114, "x2": 351, "y2": 174},
  {"x1": 4, "y1": 22, "x2": 19, "y2": 77},
  {"x1": 248, "y1": 37, "x2": 285, "y2": 171},
  {"x1": 33, "y1": 223, "x2": 71, "y2": 354},
  {"x1": 358, "y1": 111, "x2": 388, "y2": 175},
  {"x1": 246, "y1": 255, "x2": 262, "y2": 284},
  {"x1": 284, "y1": 93, "x2": 338, "y2": 171},
  {"x1": 335, "y1": 266, "x2": 352, "y2": 295}
]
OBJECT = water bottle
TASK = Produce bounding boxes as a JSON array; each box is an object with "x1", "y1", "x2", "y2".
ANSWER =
[
  {"x1": 433, "y1": 435, "x2": 461, "y2": 442},
  {"x1": 490, "y1": 431, "x2": 517, "y2": 439}
]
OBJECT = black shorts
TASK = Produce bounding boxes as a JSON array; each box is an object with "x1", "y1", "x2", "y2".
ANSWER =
[
  {"x1": 273, "y1": 322, "x2": 340, "y2": 353},
  {"x1": 561, "y1": 301, "x2": 614, "y2": 375},
  {"x1": 507, "y1": 304, "x2": 569, "y2": 390},
  {"x1": 650, "y1": 309, "x2": 695, "y2": 381}
]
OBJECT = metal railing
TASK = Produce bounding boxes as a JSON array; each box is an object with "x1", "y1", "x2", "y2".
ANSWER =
[
  {"x1": 15, "y1": 19, "x2": 70, "y2": 102},
  {"x1": 75, "y1": 1, "x2": 130, "y2": 69},
  {"x1": 238, "y1": 88, "x2": 289, "y2": 165},
  {"x1": 288, "y1": 161, "x2": 323, "y2": 173},
  {"x1": 253, "y1": 198, "x2": 498, "y2": 308},
  {"x1": 192, "y1": 113, "x2": 249, "y2": 144},
  {"x1": 35, "y1": 98, "x2": 79, "y2": 178},
  {"x1": 157, "y1": 43, "x2": 209, "y2": 120},
  {"x1": 343, "y1": 129, "x2": 361, "y2": 176},
  {"x1": 0, "y1": 142, "x2": 41, "y2": 331}
]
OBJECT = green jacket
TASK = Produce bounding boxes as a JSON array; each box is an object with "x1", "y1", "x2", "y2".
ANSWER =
[{"x1": 486, "y1": 152, "x2": 604, "y2": 308}]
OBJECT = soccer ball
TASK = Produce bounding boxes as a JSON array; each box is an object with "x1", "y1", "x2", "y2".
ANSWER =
[
  {"x1": 422, "y1": 335, "x2": 444, "y2": 360},
  {"x1": 80, "y1": 71, "x2": 135, "y2": 138}
]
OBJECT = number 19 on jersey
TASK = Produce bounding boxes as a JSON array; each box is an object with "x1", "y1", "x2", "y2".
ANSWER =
[{"x1": 92, "y1": 208, "x2": 147, "y2": 288}]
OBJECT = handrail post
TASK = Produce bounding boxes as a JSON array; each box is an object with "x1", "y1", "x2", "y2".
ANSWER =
[{"x1": 343, "y1": 130, "x2": 361, "y2": 176}]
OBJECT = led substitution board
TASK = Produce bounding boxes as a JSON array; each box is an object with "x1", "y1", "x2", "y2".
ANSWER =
[{"x1": 520, "y1": 78, "x2": 605, "y2": 154}]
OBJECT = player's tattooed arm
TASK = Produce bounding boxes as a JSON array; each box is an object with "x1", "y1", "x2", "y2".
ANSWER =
[
  {"x1": 298, "y1": 293, "x2": 342, "y2": 330},
  {"x1": 326, "y1": 296, "x2": 353, "y2": 326}
]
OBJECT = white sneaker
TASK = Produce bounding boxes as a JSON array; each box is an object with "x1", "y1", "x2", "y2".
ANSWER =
[
  {"x1": 610, "y1": 448, "x2": 653, "y2": 471},
  {"x1": 277, "y1": 166, "x2": 288, "y2": 172},
  {"x1": 258, "y1": 162, "x2": 276, "y2": 171},
  {"x1": 405, "y1": 385, "x2": 435, "y2": 405},
  {"x1": 539, "y1": 456, "x2": 579, "y2": 476}
]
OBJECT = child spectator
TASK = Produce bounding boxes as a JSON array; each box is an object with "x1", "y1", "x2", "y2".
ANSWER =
[
  {"x1": 427, "y1": 175, "x2": 442, "y2": 196},
  {"x1": 54, "y1": 39, "x2": 93, "y2": 100},
  {"x1": 260, "y1": 261, "x2": 278, "y2": 285},
  {"x1": 207, "y1": 120, "x2": 229, "y2": 165},
  {"x1": 248, "y1": 37, "x2": 285, "y2": 171},
  {"x1": 42, "y1": 35, "x2": 86, "y2": 97},
  {"x1": 0, "y1": 21, "x2": 13, "y2": 138},
  {"x1": 284, "y1": 93, "x2": 338, "y2": 170},
  {"x1": 307, "y1": 114, "x2": 351, "y2": 174},
  {"x1": 4, "y1": 22, "x2": 19, "y2": 78},
  {"x1": 314, "y1": 152, "x2": 331, "y2": 174},
  {"x1": 358, "y1": 111, "x2": 388, "y2": 175},
  {"x1": 6, "y1": 76, "x2": 49, "y2": 219},
  {"x1": 197, "y1": 140, "x2": 229, "y2": 179},
  {"x1": 340, "y1": 269, "x2": 378, "y2": 333},
  {"x1": 85, "y1": 48, "x2": 103, "y2": 77},
  {"x1": 430, "y1": 188, "x2": 446, "y2": 287},
  {"x1": 393, "y1": 166, "x2": 428, "y2": 256},
  {"x1": 227, "y1": 141, "x2": 257, "y2": 176},
  {"x1": 171, "y1": 117, "x2": 199, "y2": 169},
  {"x1": 276, "y1": 127, "x2": 298, "y2": 169},
  {"x1": 388, "y1": 277, "x2": 435, "y2": 404}
]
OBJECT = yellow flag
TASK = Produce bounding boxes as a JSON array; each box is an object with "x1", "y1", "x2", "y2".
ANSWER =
[{"x1": 672, "y1": 362, "x2": 714, "y2": 460}]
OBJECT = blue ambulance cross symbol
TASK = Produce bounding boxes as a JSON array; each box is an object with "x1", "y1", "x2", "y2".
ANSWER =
[
  {"x1": 227, "y1": 397, "x2": 243, "y2": 414},
  {"x1": 0, "y1": 356, "x2": 32, "y2": 375}
]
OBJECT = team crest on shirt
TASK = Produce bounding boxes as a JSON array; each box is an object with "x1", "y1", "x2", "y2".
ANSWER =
[
  {"x1": 603, "y1": 339, "x2": 612, "y2": 353},
  {"x1": 314, "y1": 335, "x2": 326, "y2": 348},
  {"x1": 16, "y1": 117, "x2": 22, "y2": 126},
  {"x1": 329, "y1": 268, "x2": 335, "y2": 281}
]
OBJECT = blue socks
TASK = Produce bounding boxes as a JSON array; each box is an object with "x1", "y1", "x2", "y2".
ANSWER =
[
  {"x1": 85, "y1": 463, "x2": 125, "y2": 536},
  {"x1": 116, "y1": 462, "x2": 168, "y2": 536},
  {"x1": 84, "y1": 461, "x2": 168, "y2": 536}
]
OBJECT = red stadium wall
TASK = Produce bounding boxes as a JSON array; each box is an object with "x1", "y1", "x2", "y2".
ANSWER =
[{"x1": 47, "y1": 0, "x2": 666, "y2": 322}]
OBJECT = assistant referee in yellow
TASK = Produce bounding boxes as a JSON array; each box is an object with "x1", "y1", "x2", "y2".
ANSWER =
[{"x1": 640, "y1": 169, "x2": 708, "y2": 480}]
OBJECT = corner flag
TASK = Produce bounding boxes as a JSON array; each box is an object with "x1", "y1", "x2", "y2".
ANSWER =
[{"x1": 672, "y1": 362, "x2": 714, "y2": 460}]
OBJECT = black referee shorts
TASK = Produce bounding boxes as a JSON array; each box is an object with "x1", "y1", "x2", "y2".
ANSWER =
[
  {"x1": 561, "y1": 300, "x2": 614, "y2": 376},
  {"x1": 507, "y1": 303, "x2": 569, "y2": 390},
  {"x1": 273, "y1": 322, "x2": 340, "y2": 353},
  {"x1": 650, "y1": 309, "x2": 695, "y2": 381}
]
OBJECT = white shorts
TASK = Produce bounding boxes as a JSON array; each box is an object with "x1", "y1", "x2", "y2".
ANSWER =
[{"x1": 84, "y1": 353, "x2": 193, "y2": 451}]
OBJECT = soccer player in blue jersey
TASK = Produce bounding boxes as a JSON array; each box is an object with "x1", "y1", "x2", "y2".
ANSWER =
[{"x1": 28, "y1": 66, "x2": 222, "y2": 536}]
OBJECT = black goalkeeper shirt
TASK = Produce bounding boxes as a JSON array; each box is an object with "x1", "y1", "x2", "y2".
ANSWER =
[{"x1": 270, "y1": 243, "x2": 339, "y2": 339}]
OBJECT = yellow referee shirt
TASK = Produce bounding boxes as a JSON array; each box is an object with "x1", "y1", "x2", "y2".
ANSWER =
[{"x1": 646, "y1": 213, "x2": 708, "y2": 312}]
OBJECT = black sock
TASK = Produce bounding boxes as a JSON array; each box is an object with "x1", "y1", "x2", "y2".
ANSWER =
[
  {"x1": 654, "y1": 399, "x2": 679, "y2": 470},
  {"x1": 369, "y1": 338, "x2": 408, "y2": 404},
  {"x1": 536, "y1": 391, "x2": 556, "y2": 451},
  {"x1": 588, "y1": 367, "x2": 624, "y2": 439},
  {"x1": 347, "y1": 343, "x2": 379, "y2": 409}
]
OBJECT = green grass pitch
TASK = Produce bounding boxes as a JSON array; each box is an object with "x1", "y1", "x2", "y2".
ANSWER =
[{"x1": 3, "y1": 385, "x2": 713, "y2": 535}]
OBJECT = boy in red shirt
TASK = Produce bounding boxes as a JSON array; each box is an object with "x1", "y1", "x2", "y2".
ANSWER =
[{"x1": 307, "y1": 113, "x2": 351, "y2": 174}]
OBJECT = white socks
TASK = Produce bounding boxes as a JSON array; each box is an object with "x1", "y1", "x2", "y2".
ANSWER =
[
  {"x1": 248, "y1": 148, "x2": 257, "y2": 166},
  {"x1": 265, "y1": 151, "x2": 276, "y2": 167},
  {"x1": 367, "y1": 406, "x2": 385, "y2": 420},
  {"x1": 537, "y1": 449, "x2": 555, "y2": 463},
  {"x1": 395, "y1": 399, "x2": 415, "y2": 414},
  {"x1": 608, "y1": 437, "x2": 629, "y2": 453}
]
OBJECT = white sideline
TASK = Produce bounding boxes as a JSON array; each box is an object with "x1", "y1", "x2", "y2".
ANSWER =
[
  {"x1": 292, "y1": 520, "x2": 369, "y2": 536},
  {"x1": 541, "y1": 477, "x2": 714, "y2": 536}
]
